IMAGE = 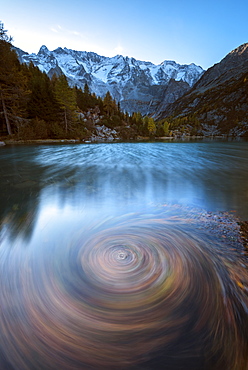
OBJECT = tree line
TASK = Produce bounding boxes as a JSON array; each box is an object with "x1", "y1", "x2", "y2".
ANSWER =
[{"x1": 0, "y1": 21, "x2": 171, "y2": 141}]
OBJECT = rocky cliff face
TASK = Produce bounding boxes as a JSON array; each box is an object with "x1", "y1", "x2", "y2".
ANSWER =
[
  {"x1": 194, "y1": 43, "x2": 248, "y2": 91},
  {"x1": 14, "y1": 46, "x2": 203, "y2": 115},
  {"x1": 155, "y1": 43, "x2": 248, "y2": 136}
]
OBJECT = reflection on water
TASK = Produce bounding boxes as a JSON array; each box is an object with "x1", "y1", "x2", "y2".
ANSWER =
[
  {"x1": 0, "y1": 140, "x2": 248, "y2": 369},
  {"x1": 1, "y1": 141, "x2": 248, "y2": 226}
]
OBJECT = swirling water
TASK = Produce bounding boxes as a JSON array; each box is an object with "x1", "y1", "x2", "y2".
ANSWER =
[{"x1": 0, "y1": 140, "x2": 248, "y2": 369}]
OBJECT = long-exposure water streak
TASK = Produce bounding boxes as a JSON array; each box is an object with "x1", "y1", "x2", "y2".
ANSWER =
[{"x1": 0, "y1": 140, "x2": 248, "y2": 369}]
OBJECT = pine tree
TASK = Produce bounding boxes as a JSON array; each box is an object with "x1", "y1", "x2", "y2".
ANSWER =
[
  {"x1": 103, "y1": 91, "x2": 114, "y2": 117},
  {"x1": 0, "y1": 21, "x2": 12, "y2": 42},
  {"x1": 54, "y1": 75, "x2": 77, "y2": 133},
  {"x1": 0, "y1": 34, "x2": 29, "y2": 135},
  {"x1": 132, "y1": 112, "x2": 143, "y2": 134},
  {"x1": 0, "y1": 23, "x2": 14, "y2": 134},
  {"x1": 27, "y1": 64, "x2": 59, "y2": 123},
  {"x1": 147, "y1": 117, "x2": 156, "y2": 136},
  {"x1": 163, "y1": 121, "x2": 170, "y2": 136},
  {"x1": 84, "y1": 82, "x2": 90, "y2": 95}
]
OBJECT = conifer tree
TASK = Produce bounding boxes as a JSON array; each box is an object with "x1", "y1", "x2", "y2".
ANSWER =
[
  {"x1": 103, "y1": 91, "x2": 113, "y2": 117},
  {"x1": 0, "y1": 30, "x2": 29, "y2": 135},
  {"x1": 0, "y1": 21, "x2": 12, "y2": 42},
  {"x1": 54, "y1": 74, "x2": 76, "y2": 133},
  {"x1": 141, "y1": 116, "x2": 149, "y2": 136},
  {"x1": 148, "y1": 117, "x2": 156, "y2": 136},
  {"x1": 163, "y1": 121, "x2": 170, "y2": 136},
  {"x1": 132, "y1": 112, "x2": 143, "y2": 134},
  {"x1": 27, "y1": 64, "x2": 59, "y2": 123},
  {"x1": 0, "y1": 22, "x2": 13, "y2": 134},
  {"x1": 84, "y1": 83, "x2": 90, "y2": 95}
]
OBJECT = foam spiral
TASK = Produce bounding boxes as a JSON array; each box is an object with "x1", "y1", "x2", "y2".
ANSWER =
[{"x1": 0, "y1": 213, "x2": 247, "y2": 369}]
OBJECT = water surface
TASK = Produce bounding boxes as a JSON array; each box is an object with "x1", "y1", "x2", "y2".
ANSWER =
[
  {"x1": 0, "y1": 140, "x2": 248, "y2": 369},
  {"x1": 1, "y1": 140, "x2": 248, "y2": 225}
]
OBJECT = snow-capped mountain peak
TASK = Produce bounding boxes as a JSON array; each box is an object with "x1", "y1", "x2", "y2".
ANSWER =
[
  {"x1": 15, "y1": 45, "x2": 204, "y2": 114},
  {"x1": 38, "y1": 45, "x2": 50, "y2": 55}
]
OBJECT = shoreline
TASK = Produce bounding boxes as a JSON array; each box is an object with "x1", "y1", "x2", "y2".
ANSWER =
[
  {"x1": 0, "y1": 135, "x2": 246, "y2": 146},
  {"x1": 0, "y1": 138, "x2": 81, "y2": 145}
]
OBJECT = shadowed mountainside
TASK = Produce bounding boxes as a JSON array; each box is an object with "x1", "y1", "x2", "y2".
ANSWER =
[{"x1": 154, "y1": 43, "x2": 248, "y2": 136}]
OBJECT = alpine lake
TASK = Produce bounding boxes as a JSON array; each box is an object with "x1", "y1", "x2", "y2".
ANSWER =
[{"x1": 0, "y1": 138, "x2": 248, "y2": 369}]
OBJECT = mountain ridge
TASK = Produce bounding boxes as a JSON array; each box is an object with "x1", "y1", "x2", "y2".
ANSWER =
[
  {"x1": 14, "y1": 45, "x2": 204, "y2": 115},
  {"x1": 155, "y1": 42, "x2": 248, "y2": 136}
]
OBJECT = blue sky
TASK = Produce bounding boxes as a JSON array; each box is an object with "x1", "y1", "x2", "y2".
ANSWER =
[{"x1": 1, "y1": 0, "x2": 247, "y2": 69}]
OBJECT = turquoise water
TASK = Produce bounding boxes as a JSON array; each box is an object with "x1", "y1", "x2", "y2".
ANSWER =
[{"x1": 1, "y1": 140, "x2": 248, "y2": 228}]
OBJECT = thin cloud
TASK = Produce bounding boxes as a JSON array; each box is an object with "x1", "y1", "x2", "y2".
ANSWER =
[
  {"x1": 50, "y1": 24, "x2": 86, "y2": 39},
  {"x1": 69, "y1": 30, "x2": 81, "y2": 36}
]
